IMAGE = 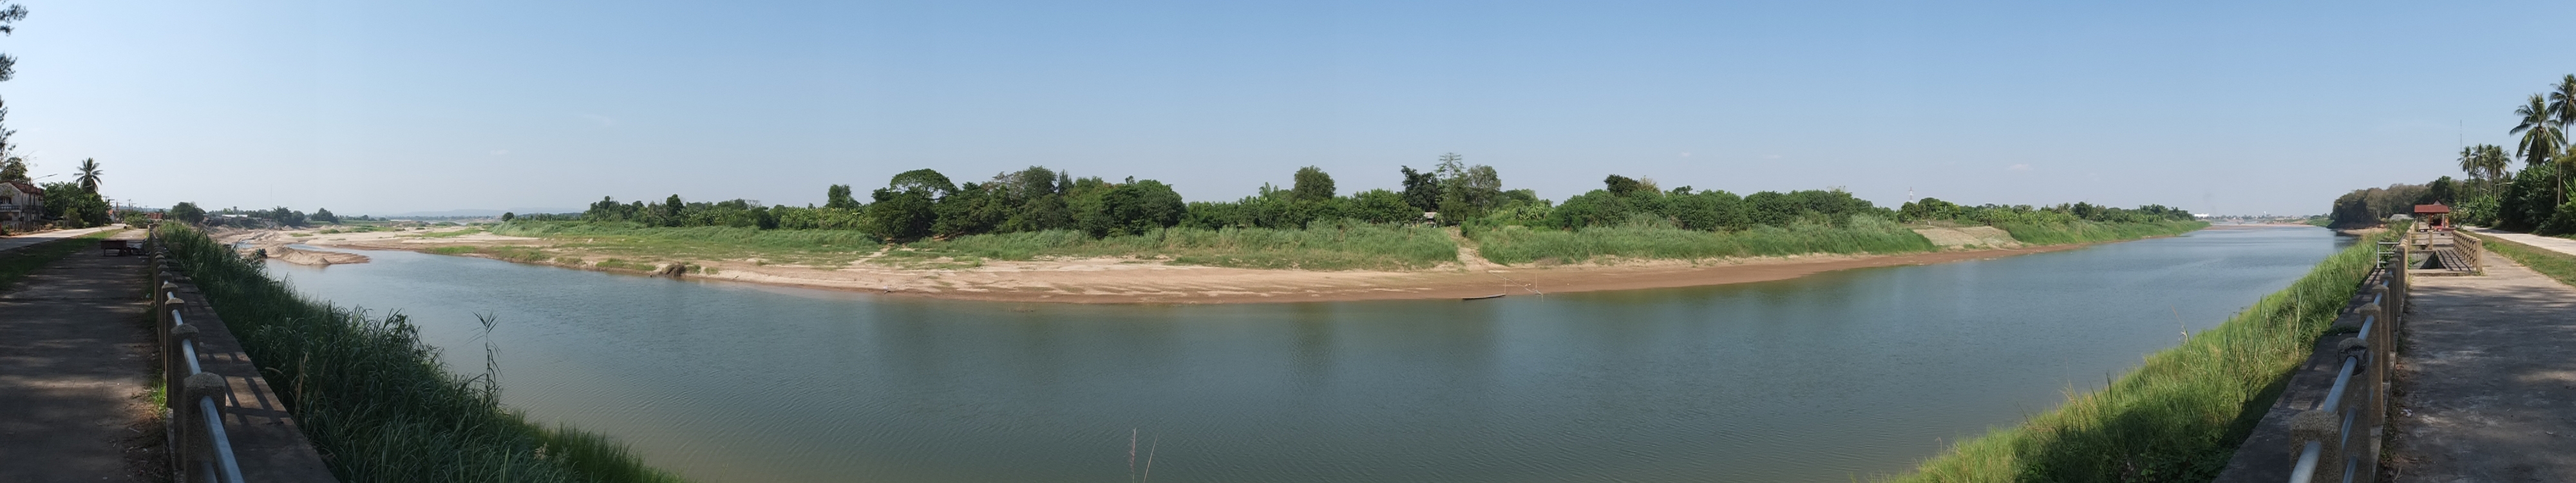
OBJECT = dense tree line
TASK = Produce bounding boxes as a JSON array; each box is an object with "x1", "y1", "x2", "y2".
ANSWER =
[
  {"x1": 548, "y1": 153, "x2": 2192, "y2": 243},
  {"x1": 2326, "y1": 182, "x2": 2447, "y2": 229},
  {"x1": 157, "y1": 204, "x2": 350, "y2": 228},
  {"x1": 1900, "y1": 197, "x2": 2196, "y2": 226}
]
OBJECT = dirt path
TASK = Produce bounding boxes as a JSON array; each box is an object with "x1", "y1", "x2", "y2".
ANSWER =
[
  {"x1": 2385, "y1": 247, "x2": 2576, "y2": 482},
  {"x1": 1446, "y1": 228, "x2": 1539, "y2": 296},
  {"x1": 0, "y1": 230, "x2": 164, "y2": 482}
]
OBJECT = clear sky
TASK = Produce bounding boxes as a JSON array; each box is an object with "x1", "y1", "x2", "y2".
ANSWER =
[{"x1": 8, "y1": 1, "x2": 2573, "y2": 216}]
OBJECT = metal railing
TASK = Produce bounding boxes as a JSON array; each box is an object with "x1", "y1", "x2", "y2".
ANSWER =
[
  {"x1": 152, "y1": 231, "x2": 247, "y2": 483},
  {"x1": 2287, "y1": 243, "x2": 2405, "y2": 483}
]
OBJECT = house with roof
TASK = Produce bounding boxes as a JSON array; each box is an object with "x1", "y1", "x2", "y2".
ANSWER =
[{"x1": 0, "y1": 181, "x2": 43, "y2": 232}]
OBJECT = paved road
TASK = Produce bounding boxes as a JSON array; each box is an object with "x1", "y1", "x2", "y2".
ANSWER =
[
  {"x1": 0, "y1": 225, "x2": 124, "y2": 252},
  {"x1": 0, "y1": 229, "x2": 160, "y2": 482},
  {"x1": 2461, "y1": 226, "x2": 2576, "y2": 256},
  {"x1": 2386, "y1": 231, "x2": 2576, "y2": 482}
]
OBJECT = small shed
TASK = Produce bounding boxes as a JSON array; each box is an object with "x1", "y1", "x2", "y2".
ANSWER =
[{"x1": 2413, "y1": 204, "x2": 2452, "y2": 230}]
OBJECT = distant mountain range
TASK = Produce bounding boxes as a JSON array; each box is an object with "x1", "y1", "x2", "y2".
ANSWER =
[{"x1": 382, "y1": 208, "x2": 582, "y2": 218}]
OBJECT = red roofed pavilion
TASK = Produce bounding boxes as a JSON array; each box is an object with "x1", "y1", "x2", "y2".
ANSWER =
[{"x1": 2414, "y1": 204, "x2": 2452, "y2": 230}]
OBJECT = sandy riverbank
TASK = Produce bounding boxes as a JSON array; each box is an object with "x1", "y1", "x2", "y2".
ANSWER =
[{"x1": 222, "y1": 225, "x2": 2222, "y2": 304}]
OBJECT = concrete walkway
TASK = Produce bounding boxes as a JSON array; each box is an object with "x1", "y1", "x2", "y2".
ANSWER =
[
  {"x1": 0, "y1": 229, "x2": 161, "y2": 482},
  {"x1": 2385, "y1": 235, "x2": 2576, "y2": 482},
  {"x1": 0, "y1": 225, "x2": 124, "y2": 252},
  {"x1": 2461, "y1": 226, "x2": 2576, "y2": 255}
]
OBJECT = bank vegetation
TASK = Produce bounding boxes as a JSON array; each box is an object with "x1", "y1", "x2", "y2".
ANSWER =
[
  {"x1": 157, "y1": 224, "x2": 684, "y2": 483},
  {"x1": 1888, "y1": 229, "x2": 2389, "y2": 482},
  {"x1": 478, "y1": 156, "x2": 2202, "y2": 270}
]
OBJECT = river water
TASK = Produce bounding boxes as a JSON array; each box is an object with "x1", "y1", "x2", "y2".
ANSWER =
[{"x1": 267, "y1": 226, "x2": 2341, "y2": 482}]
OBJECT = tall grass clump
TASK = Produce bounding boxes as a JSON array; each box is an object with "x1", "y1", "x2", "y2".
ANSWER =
[
  {"x1": 1996, "y1": 220, "x2": 2208, "y2": 245},
  {"x1": 1472, "y1": 214, "x2": 1937, "y2": 265},
  {"x1": 901, "y1": 220, "x2": 1460, "y2": 270},
  {"x1": 156, "y1": 224, "x2": 685, "y2": 483},
  {"x1": 1886, "y1": 229, "x2": 2389, "y2": 482}
]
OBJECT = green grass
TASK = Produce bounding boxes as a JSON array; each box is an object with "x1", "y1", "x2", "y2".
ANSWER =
[
  {"x1": 1886, "y1": 229, "x2": 2389, "y2": 482},
  {"x1": 489, "y1": 222, "x2": 883, "y2": 267},
  {"x1": 156, "y1": 224, "x2": 687, "y2": 483},
  {"x1": 1471, "y1": 216, "x2": 1939, "y2": 265},
  {"x1": 0, "y1": 229, "x2": 124, "y2": 291},
  {"x1": 1994, "y1": 220, "x2": 2208, "y2": 245},
  {"x1": 2470, "y1": 232, "x2": 2576, "y2": 286},
  {"x1": 896, "y1": 222, "x2": 1461, "y2": 270},
  {"x1": 406, "y1": 227, "x2": 487, "y2": 238},
  {"x1": 595, "y1": 258, "x2": 656, "y2": 272}
]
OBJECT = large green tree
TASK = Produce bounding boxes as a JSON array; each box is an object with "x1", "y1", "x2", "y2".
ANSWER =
[
  {"x1": 167, "y1": 202, "x2": 205, "y2": 224},
  {"x1": 1291, "y1": 166, "x2": 1334, "y2": 202},
  {"x1": 824, "y1": 184, "x2": 859, "y2": 210},
  {"x1": 1397, "y1": 166, "x2": 1441, "y2": 213},
  {"x1": 866, "y1": 169, "x2": 954, "y2": 241},
  {"x1": 887, "y1": 169, "x2": 957, "y2": 198},
  {"x1": 1075, "y1": 178, "x2": 1185, "y2": 237},
  {"x1": 1432, "y1": 155, "x2": 1503, "y2": 223},
  {"x1": 39, "y1": 180, "x2": 105, "y2": 227}
]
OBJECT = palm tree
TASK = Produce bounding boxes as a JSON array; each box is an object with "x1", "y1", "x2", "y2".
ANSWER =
[
  {"x1": 2553, "y1": 75, "x2": 2576, "y2": 129},
  {"x1": 2485, "y1": 145, "x2": 2514, "y2": 183},
  {"x1": 2477, "y1": 144, "x2": 2512, "y2": 196},
  {"x1": 2512, "y1": 95, "x2": 2565, "y2": 204},
  {"x1": 2461, "y1": 145, "x2": 2485, "y2": 186},
  {"x1": 73, "y1": 158, "x2": 100, "y2": 192}
]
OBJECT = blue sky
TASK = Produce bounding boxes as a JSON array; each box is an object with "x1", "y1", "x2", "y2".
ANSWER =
[{"x1": 8, "y1": 1, "x2": 2573, "y2": 215}]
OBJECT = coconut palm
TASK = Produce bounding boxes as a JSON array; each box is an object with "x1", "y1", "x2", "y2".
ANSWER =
[
  {"x1": 2512, "y1": 95, "x2": 2565, "y2": 204},
  {"x1": 2485, "y1": 145, "x2": 2513, "y2": 182},
  {"x1": 2554, "y1": 75, "x2": 2576, "y2": 129},
  {"x1": 2461, "y1": 146, "x2": 2485, "y2": 185},
  {"x1": 73, "y1": 158, "x2": 100, "y2": 192},
  {"x1": 2470, "y1": 144, "x2": 2510, "y2": 198}
]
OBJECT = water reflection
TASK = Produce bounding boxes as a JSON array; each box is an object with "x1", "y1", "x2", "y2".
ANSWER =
[{"x1": 269, "y1": 227, "x2": 2339, "y2": 482}]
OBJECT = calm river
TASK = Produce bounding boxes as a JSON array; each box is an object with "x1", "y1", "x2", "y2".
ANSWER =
[{"x1": 268, "y1": 226, "x2": 2340, "y2": 482}]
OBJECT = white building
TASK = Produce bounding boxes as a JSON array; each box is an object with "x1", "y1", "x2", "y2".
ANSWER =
[{"x1": 0, "y1": 181, "x2": 44, "y2": 232}]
